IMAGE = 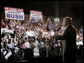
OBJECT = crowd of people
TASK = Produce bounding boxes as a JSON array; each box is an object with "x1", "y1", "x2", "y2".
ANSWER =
[{"x1": 1, "y1": 17, "x2": 83, "y2": 62}]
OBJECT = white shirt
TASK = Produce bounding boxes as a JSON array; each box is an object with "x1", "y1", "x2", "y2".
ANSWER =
[
  {"x1": 50, "y1": 30, "x2": 55, "y2": 36},
  {"x1": 76, "y1": 41, "x2": 83, "y2": 46},
  {"x1": 25, "y1": 42, "x2": 31, "y2": 48},
  {"x1": 14, "y1": 47, "x2": 19, "y2": 53},
  {"x1": 40, "y1": 41, "x2": 45, "y2": 48},
  {"x1": 61, "y1": 26, "x2": 67, "y2": 31},
  {"x1": 33, "y1": 40, "x2": 40, "y2": 48},
  {"x1": 8, "y1": 42, "x2": 14, "y2": 49}
]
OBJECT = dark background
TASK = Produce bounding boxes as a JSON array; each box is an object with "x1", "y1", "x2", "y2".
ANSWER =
[{"x1": 0, "y1": 1, "x2": 83, "y2": 28}]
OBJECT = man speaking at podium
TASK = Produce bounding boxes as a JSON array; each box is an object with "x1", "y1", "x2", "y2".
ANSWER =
[{"x1": 54, "y1": 17, "x2": 77, "y2": 62}]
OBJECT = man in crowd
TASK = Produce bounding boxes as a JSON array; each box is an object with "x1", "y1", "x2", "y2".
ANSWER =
[{"x1": 1, "y1": 19, "x2": 6, "y2": 28}]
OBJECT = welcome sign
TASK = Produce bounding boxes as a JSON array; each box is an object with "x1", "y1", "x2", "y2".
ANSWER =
[{"x1": 4, "y1": 7, "x2": 24, "y2": 20}]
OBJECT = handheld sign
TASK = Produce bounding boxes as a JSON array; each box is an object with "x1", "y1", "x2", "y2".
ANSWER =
[
  {"x1": 4, "y1": 7, "x2": 24, "y2": 20},
  {"x1": 29, "y1": 10, "x2": 43, "y2": 22}
]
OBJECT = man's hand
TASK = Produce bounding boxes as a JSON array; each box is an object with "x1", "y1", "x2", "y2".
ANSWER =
[
  {"x1": 54, "y1": 33, "x2": 59, "y2": 37},
  {"x1": 50, "y1": 33, "x2": 59, "y2": 39}
]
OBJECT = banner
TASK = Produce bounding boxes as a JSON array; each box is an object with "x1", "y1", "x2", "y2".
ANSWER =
[
  {"x1": 54, "y1": 18, "x2": 59, "y2": 23},
  {"x1": 1, "y1": 28, "x2": 14, "y2": 34},
  {"x1": 54, "y1": 18, "x2": 60, "y2": 26},
  {"x1": 4, "y1": 7, "x2": 24, "y2": 20},
  {"x1": 29, "y1": 10, "x2": 43, "y2": 22}
]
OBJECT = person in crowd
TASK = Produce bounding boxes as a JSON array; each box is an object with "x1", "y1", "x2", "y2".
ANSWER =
[
  {"x1": 1, "y1": 19, "x2": 6, "y2": 28},
  {"x1": 1, "y1": 16, "x2": 83, "y2": 62}
]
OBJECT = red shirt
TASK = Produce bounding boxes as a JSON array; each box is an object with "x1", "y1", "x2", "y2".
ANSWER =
[{"x1": 1, "y1": 21, "x2": 5, "y2": 28}]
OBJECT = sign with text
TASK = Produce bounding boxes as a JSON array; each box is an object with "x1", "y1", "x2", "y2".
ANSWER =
[
  {"x1": 4, "y1": 7, "x2": 24, "y2": 20},
  {"x1": 29, "y1": 10, "x2": 43, "y2": 22}
]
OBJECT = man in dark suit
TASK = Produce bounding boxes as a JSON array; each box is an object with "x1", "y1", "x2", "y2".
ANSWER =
[{"x1": 55, "y1": 17, "x2": 77, "y2": 62}]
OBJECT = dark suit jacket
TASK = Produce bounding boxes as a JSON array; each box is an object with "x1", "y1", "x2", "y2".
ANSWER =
[{"x1": 55, "y1": 24, "x2": 77, "y2": 62}]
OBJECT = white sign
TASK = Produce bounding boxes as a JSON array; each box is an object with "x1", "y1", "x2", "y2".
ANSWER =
[
  {"x1": 54, "y1": 18, "x2": 60, "y2": 26},
  {"x1": 33, "y1": 48, "x2": 40, "y2": 57},
  {"x1": 26, "y1": 31, "x2": 36, "y2": 37},
  {"x1": 1, "y1": 28, "x2": 14, "y2": 34},
  {"x1": 54, "y1": 18, "x2": 59, "y2": 23},
  {"x1": 29, "y1": 10, "x2": 43, "y2": 22},
  {"x1": 4, "y1": 7, "x2": 24, "y2": 20},
  {"x1": 5, "y1": 51, "x2": 12, "y2": 60}
]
